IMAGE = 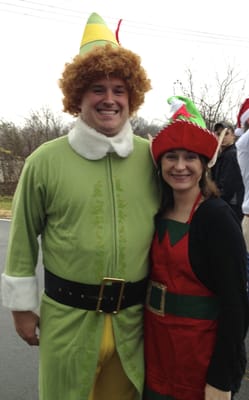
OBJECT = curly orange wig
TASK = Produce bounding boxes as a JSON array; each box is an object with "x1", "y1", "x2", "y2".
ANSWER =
[{"x1": 58, "y1": 44, "x2": 151, "y2": 117}]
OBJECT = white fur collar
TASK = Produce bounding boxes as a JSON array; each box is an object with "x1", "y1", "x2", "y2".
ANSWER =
[{"x1": 68, "y1": 117, "x2": 134, "y2": 160}]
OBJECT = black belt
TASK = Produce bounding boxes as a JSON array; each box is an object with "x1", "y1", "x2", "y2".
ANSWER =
[{"x1": 44, "y1": 268, "x2": 147, "y2": 314}]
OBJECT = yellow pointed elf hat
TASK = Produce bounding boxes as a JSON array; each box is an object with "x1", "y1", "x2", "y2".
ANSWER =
[{"x1": 79, "y1": 12, "x2": 119, "y2": 55}]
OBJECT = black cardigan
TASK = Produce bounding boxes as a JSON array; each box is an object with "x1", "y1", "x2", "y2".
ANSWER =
[{"x1": 189, "y1": 197, "x2": 249, "y2": 392}]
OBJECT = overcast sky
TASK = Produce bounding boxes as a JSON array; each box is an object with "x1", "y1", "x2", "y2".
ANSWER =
[{"x1": 0, "y1": 0, "x2": 249, "y2": 125}]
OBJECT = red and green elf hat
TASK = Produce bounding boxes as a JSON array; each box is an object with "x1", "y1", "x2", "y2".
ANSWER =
[
  {"x1": 79, "y1": 12, "x2": 120, "y2": 55},
  {"x1": 151, "y1": 96, "x2": 218, "y2": 164}
]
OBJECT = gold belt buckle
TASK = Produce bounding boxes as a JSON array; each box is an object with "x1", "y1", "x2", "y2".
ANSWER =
[
  {"x1": 146, "y1": 280, "x2": 167, "y2": 316},
  {"x1": 96, "y1": 277, "x2": 126, "y2": 314}
]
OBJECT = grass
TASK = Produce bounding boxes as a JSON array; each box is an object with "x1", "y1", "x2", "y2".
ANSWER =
[{"x1": 0, "y1": 195, "x2": 12, "y2": 218}]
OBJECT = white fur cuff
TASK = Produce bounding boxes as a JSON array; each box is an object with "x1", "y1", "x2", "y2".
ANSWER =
[{"x1": 1, "y1": 273, "x2": 39, "y2": 311}]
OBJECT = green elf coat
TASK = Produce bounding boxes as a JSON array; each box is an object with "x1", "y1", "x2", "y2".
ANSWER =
[{"x1": 2, "y1": 117, "x2": 159, "y2": 400}]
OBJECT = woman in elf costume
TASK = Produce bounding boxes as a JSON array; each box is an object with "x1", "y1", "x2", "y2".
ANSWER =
[{"x1": 144, "y1": 96, "x2": 249, "y2": 400}]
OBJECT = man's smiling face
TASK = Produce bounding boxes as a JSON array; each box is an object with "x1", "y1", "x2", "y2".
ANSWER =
[{"x1": 79, "y1": 76, "x2": 129, "y2": 136}]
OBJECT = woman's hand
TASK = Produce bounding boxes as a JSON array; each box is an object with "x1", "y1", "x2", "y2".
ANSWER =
[{"x1": 205, "y1": 384, "x2": 231, "y2": 400}]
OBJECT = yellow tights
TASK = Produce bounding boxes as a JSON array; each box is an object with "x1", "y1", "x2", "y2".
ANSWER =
[{"x1": 88, "y1": 314, "x2": 137, "y2": 400}]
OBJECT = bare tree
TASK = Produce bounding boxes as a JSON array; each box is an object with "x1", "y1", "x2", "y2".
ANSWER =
[
  {"x1": 173, "y1": 65, "x2": 246, "y2": 130},
  {"x1": 0, "y1": 107, "x2": 74, "y2": 158},
  {"x1": 131, "y1": 116, "x2": 164, "y2": 138},
  {"x1": 20, "y1": 106, "x2": 74, "y2": 156},
  {"x1": 0, "y1": 120, "x2": 24, "y2": 156}
]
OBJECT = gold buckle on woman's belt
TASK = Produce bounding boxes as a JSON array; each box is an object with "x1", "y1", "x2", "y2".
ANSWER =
[
  {"x1": 146, "y1": 280, "x2": 167, "y2": 316},
  {"x1": 96, "y1": 277, "x2": 126, "y2": 314}
]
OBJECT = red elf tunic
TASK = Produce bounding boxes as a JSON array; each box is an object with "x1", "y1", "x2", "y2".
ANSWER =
[{"x1": 144, "y1": 194, "x2": 219, "y2": 400}]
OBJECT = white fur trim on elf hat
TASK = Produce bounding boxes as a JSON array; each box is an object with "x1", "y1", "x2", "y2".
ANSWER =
[
  {"x1": 235, "y1": 127, "x2": 244, "y2": 137},
  {"x1": 241, "y1": 108, "x2": 249, "y2": 127},
  {"x1": 236, "y1": 98, "x2": 249, "y2": 136}
]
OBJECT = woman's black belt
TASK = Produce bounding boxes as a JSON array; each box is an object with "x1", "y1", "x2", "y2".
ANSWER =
[{"x1": 44, "y1": 268, "x2": 147, "y2": 314}]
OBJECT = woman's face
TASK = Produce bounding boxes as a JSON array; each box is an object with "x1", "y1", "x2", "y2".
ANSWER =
[{"x1": 160, "y1": 149, "x2": 203, "y2": 193}]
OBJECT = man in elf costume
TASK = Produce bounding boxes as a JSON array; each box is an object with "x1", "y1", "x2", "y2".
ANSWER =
[{"x1": 1, "y1": 12, "x2": 159, "y2": 400}]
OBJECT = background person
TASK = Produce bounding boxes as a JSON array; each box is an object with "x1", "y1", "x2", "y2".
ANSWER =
[
  {"x1": 213, "y1": 121, "x2": 226, "y2": 136},
  {"x1": 211, "y1": 123, "x2": 244, "y2": 222},
  {"x1": 144, "y1": 96, "x2": 249, "y2": 400},
  {"x1": 235, "y1": 98, "x2": 249, "y2": 298},
  {"x1": 1, "y1": 12, "x2": 159, "y2": 400}
]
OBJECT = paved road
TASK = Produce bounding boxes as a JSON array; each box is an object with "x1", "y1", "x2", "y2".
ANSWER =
[
  {"x1": 0, "y1": 220, "x2": 40, "y2": 400},
  {"x1": 0, "y1": 220, "x2": 248, "y2": 399}
]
